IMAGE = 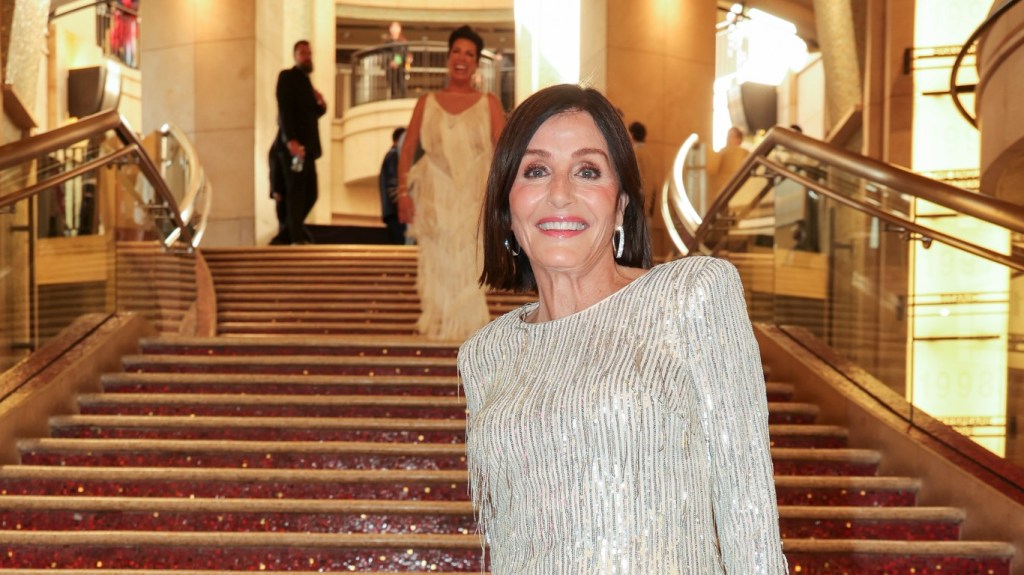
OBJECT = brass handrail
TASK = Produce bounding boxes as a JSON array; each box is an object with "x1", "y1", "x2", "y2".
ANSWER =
[
  {"x1": 0, "y1": 110, "x2": 195, "y2": 247},
  {"x1": 0, "y1": 109, "x2": 122, "y2": 171},
  {"x1": 686, "y1": 126, "x2": 1024, "y2": 253},
  {"x1": 949, "y1": 0, "x2": 1024, "y2": 128}
]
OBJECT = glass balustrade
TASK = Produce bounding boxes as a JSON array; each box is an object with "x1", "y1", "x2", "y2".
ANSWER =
[
  {"x1": 1, "y1": 114, "x2": 204, "y2": 374},
  {"x1": 347, "y1": 42, "x2": 513, "y2": 111},
  {"x1": 671, "y1": 130, "x2": 1024, "y2": 470}
]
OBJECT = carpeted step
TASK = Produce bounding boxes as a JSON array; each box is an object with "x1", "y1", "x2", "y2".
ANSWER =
[
  {"x1": 768, "y1": 424, "x2": 848, "y2": 448},
  {"x1": 216, "y1": 310, "x2": 421, "y2": 324},
  {"x1": 0, "y1": 466, "x2": 470, "y2": 500},
  {"x1": 214, "y1": 283, "x2": 419, "y2": 295},
  {"x1": 0, "y1": 466, "x2": 919, "y2": 504},
  {"x1": 782, "y1": 539, "x2": 1013, "y2": 574},
  {"x1": 49, "y1": 415, "x2": 468, "y2": 443},
  {"x1": 216, "y1": 322, "x2": 419, "y2": 336},
  {"x1": 766, "y1": 401, "x2": 818, "y2": 424},
  {"x1": 203, "y1": 246, "x2": 418, "y2": 261},
  {"x1": 49, "y1": 415, "x2": 846, "y2": 448},
  {"x1": 0, "y1": 496, "x2": 476, "y2": 534},
  {"x1": 17, "y1": 438, "x2": 470, "y2": 470},
  {"x1": 0, "y1": 496, "x2": 965, "y2": 541},
  {"x1": 770, "y1": 447, "x2": 881, "y2": 476},
  {"x1": 212, "y1": 301, "x2": 526, "y2": 315},
  {"x1": 75, "y1": 392, "x2": 812, "y2": 421},
  {"x1": 0, "y1": 564, "x2": 483, "y2": 568},
  {"x1": 764, "y1": 381, "x2": 794, "y2": 402},
  {"x1": 0, "y1": 531, "x2": 485, "y2": 570},
  {"x1": 209, "y1": 262, "x2": 417, "y2": 273},
  {"x1": 211, "y1": 274, "x2": 417, "y2": 286},
  {"x1": 100, "y1": 372, "x2": 464, "y2": 396},
  {"x1": 0, "y1": 532, "x2": 1011, "y2": 572},
  {"x1": 17, "y1": 437, "x2": 878, "y2": 475},
  {"x1": 0, "y1": 571, "x2": 481, "y2": 575},
  {"x1": 76, "y1": 393, "x2": 469, "y2": 418},
  {"x1": 777, "y1": 506, "x2": 964, "y2": 540},
  {"x1": 217, "y1": 300, "x2": 423, "y2": 312},
  {"x1": 138, "y1": 336, "x2": 458, "y2": 357},
  {"x1": 120, "y1": 354, "x2": 459, "y2": 377}
]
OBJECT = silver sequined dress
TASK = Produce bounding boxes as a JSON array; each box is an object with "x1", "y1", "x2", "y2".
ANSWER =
[{"x1": 458, "y1": 257, "x2": 788, "y2": 574}]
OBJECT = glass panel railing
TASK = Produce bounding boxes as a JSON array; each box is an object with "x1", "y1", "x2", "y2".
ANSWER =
[
  {"x1": 347, "y1": 41, "x2": 513, "y2": 111},
  {"x1": 0, "y1": 111, "x2": 206, "y2": 373},
  {"x1": 666, "y1": 127, "x2": 1024, "y2": 473}
]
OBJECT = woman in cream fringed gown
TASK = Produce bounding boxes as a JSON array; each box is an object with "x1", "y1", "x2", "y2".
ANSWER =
[
  {"x1": 459, "y1": 84, "x2": 788, "y2": 574},
  {"x1": 396, "y1": 25, "x2": 506, "y2": 341}
]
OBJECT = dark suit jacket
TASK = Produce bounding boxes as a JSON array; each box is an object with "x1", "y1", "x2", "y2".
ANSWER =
[
  {"x1": 378, "y1": 145, "x2": 400, "y2": 220},
  {"x1": 276, "y1": 66, "x2": 327, "y2": 159}
]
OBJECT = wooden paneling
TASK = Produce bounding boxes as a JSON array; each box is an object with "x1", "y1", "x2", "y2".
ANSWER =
[
  {"x1": 35, "y1": 235, "x2": 113, "y2": 285},
  {"x1": 775, "y1": 250, "x2": 828, "y2": 300}
]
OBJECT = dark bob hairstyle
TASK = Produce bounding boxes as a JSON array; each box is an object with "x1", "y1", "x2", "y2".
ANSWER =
[
  {"x1": 448, "y1": 25, "x2": 483, "y2": 62},
  {"x1": 479, "y1": 84, "x2": 653, "y2": 293}
]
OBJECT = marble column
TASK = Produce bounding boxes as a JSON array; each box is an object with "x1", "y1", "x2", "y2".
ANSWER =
[
  {"x1": 581, "y1": 0, "x2": 717, "y2": 259},
  {"x1": 140, "y1": 0, "x2": 333, "y2": 247}
]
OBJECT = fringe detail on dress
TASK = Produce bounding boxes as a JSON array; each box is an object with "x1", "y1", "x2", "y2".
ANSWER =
[{"x1": 406, "y1": 94, "x2": 493, "y2": 341}]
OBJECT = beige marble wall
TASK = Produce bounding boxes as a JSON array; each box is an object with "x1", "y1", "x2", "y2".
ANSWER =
[
  {"x1": 49, "y1": 6, "x2": 141, "y2": 130},
  {"x1": 861, "y1": 0, "x2": 914, "y2": 166},
  {"x1": 335, "y1": 0, "x2": 510, "y2": 22},
  {"x1": 812, "y1": 0, "x2": 863, "y2": 132},
  {"x1": 331, "y1": 99, "x2": 416, "y2": 220},
  {"x1": 581, "y1": 0, "x2": 715, "y2": 259},
  {"x1": 141, "y1": 0, "x2": 335, "y2": 247},
  {"x1": 141, "y1": 0, "x2": 256, "y2": 247}
]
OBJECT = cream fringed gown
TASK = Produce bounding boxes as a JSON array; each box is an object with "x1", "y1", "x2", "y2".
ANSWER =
[
  {"x1": 458, "y1": 257, "x2": 789, "y2": 574},
  {"x1": 406, "y1": 93, "x2": 493, "y2": 341}
]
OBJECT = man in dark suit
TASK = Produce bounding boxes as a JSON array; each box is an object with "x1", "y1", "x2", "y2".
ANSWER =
[
  {"x1": 378, "y1": 127, "x2": 407, "y2": 244},
  {"x1": 276, "y1": 39, "x2": 327, "y2": 245}
]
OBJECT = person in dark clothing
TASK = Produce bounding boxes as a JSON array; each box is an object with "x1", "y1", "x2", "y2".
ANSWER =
[
  {"x1": 385, "y1": 21, "x2": 409, "y2": 99},
  {"x1": 268, "y1": 137, "x2": 291, "y2": 245},
  {"x1": 378, "y1": 127, "x2": 407, "y2": 244},
  {"x1": 276, "y1": 39, "x2": 327, "y2": 245}
]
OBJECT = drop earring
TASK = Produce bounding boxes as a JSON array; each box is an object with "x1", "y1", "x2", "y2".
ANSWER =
[{"x1": 614, "y1": 226, "x2": 625, "y2": 259}]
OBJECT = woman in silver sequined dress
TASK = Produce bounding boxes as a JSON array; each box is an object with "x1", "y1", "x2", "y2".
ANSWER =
[{"x1": 458, "y1": 84, "x2": 789, "y2": 574}]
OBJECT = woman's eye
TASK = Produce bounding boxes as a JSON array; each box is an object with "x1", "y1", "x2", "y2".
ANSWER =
[
  {"x1": 523, "y1": 165, "x2": 547, "y2": 178},
  {"x1": 578, "y1": 166, "x2": 601, "y2": 179}
]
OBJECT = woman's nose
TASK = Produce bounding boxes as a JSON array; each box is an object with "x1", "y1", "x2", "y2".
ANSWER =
[{"x1": 547, "y1": 175, "x2": 574, "y2": 207}]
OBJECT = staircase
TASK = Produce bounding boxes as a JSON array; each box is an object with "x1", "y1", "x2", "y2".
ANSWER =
[{"x1": 0, "y1": 246, "x2": 1015, "y2": 573}]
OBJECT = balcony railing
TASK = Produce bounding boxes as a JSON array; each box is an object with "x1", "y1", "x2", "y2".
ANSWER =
[{"x1": 348, "y1": 41, "x2": 514, "y2": 110}]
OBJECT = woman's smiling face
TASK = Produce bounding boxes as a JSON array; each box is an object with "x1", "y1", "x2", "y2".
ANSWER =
[
  {"x1": 447, "y1": 38, "x2": 478, "y2": 83},
  {"x1": 509, "y1": 110, "x2": 626, "y2": 276}
]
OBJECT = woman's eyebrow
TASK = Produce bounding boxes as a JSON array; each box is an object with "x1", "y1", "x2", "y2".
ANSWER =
[
  {"x1": 522, "y1": 148, "x2": 608, "y2": 160},
  {"x1": 572, "y1": 147, "x2": 609, "y2": 160}
]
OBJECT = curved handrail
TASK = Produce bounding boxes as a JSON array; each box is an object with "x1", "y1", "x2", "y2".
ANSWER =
[
  {"x1": 0, "y1": 110, "x2": 195, "y2": 248},
  {"x1": 660, "y1": 133, "x2": 699, "y2": 256},
  {"x1": 664, "y1": 126, "x2": 1024, "y2": 271},
  {"x1": 158, "y1": 122, "x2": 204, "y2": 226},
  {"x1": 190, "y1": 179, "x2": 213, "y2": 248},
  {"x1": 949, "y1": 0, "x2": 1023, "y2": 128}
]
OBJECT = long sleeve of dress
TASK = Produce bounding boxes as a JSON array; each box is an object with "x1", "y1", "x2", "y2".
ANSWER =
[{"x1": 682, "y1": 259, "x2": 788, "y2": 574}]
